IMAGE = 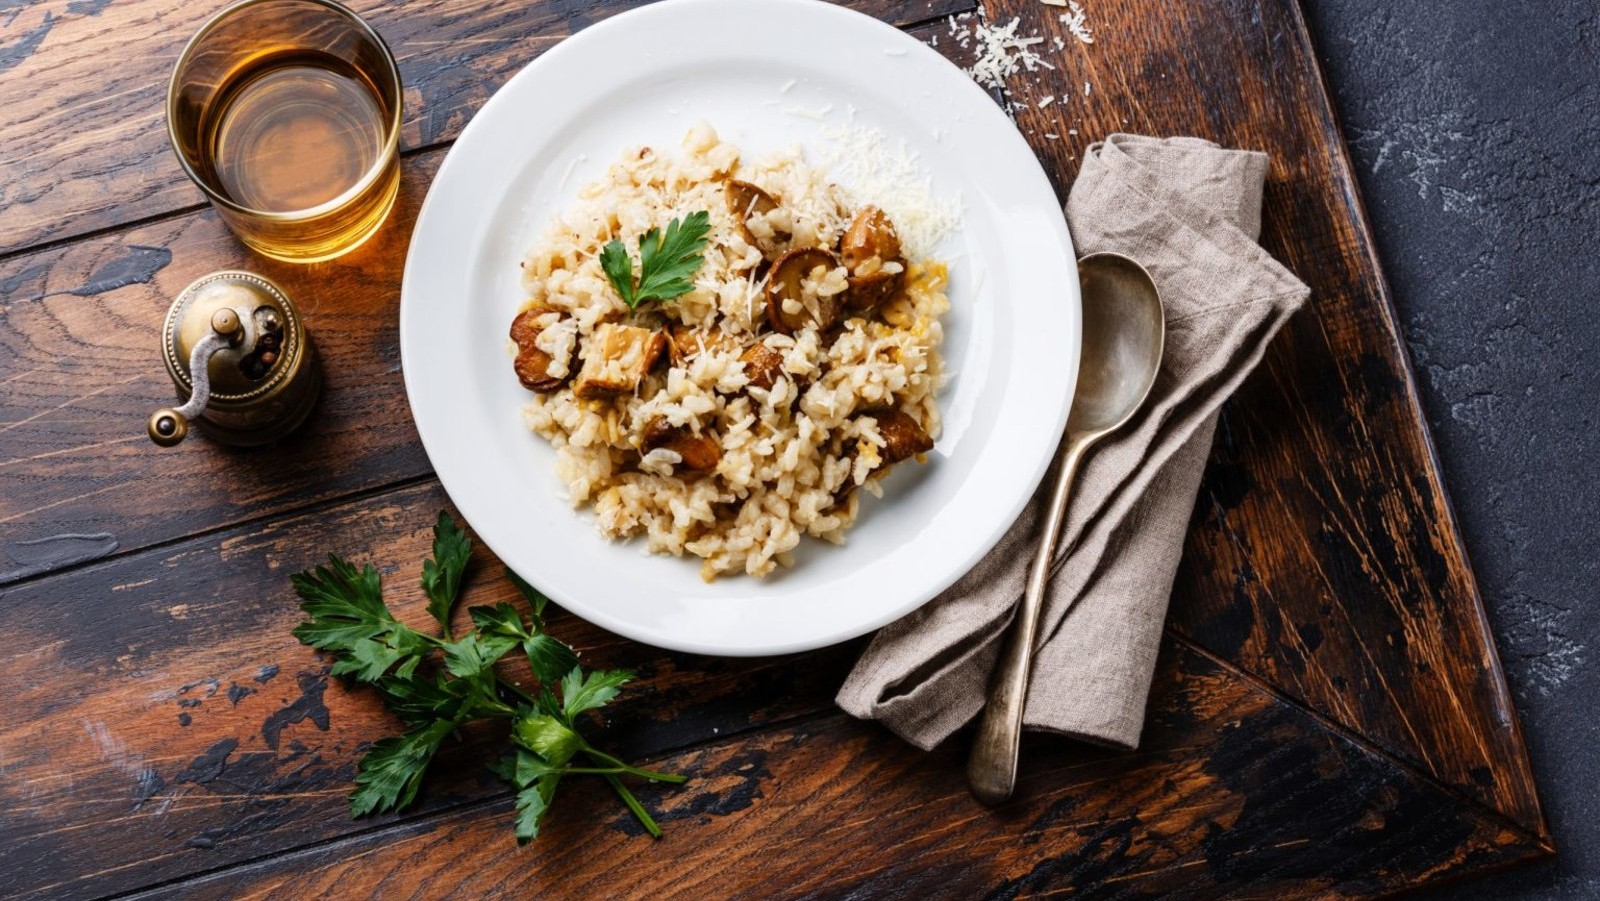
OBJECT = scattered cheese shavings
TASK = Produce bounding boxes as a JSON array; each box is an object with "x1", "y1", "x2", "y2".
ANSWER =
[
  {"x1": 779, "y1": 78, "x2": 797, "y2": 93},
  {"x1": 783, "y1": 104, "x2": 831, "y2": 120},
  {"x1": 1038, "y1": 95, "x2": 1055, "y2": 108},
  {"x1": 817, "y1": 124, "x2": 962, "y2": 259},
  {"x1": 1045, "y1": 133, "x2": 1060, "y2": 140},
  {"x1": 1085, "y1": 81, "x2": 1092, "y2": 96},
  {"x1": 1061, "y1": 2, "x2": 1095, "y2": 45},
  {"x1": 954, "y1": 12, "x2": 1052, "y2": 90}
]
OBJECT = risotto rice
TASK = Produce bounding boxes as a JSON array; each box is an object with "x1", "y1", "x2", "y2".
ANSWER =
[{"x1": 511, "y1": 123, "x2": 951, "y2": 578}]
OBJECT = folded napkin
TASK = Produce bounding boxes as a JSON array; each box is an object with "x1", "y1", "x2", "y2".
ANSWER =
[{"x1": 836, "y1": 134, "x2": 1311, "y2": 751}]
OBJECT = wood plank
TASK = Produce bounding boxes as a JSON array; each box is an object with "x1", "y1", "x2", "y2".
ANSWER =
[
  {"x1": 145, "y1": 644, "x2": 1547, "y2": 901},
  {"x1": 0, "y1": 0, "x2": 971, "y2": 254},
  {"x1": 0, "y1": 480, "x2": 854, "y2": 901},
  {"x1": 980, "y1": 0, "x2": 1545, "y2": 838}
]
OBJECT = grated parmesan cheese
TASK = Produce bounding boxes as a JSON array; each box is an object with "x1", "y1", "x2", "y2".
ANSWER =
[
  {"x1": 1038, "y1": 94, "x2": 1055, "y2": 108},
  {"x1": 951, "y1": 11, "x2": 1052, "y2": 91},
  {"x1": 1060, "y1": 2, "x2": 1095, "y2": 45},
  {"x1": 817, "y1": 125, "x2": 961, "y2": 260},
  {"x1": 783, "y1": 104, "x2": 831, "y2": 120}
]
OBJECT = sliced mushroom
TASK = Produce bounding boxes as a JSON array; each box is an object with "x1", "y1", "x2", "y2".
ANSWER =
[
  {"x1": 665, "y1": 324, "x2": 698, "y2": 369},
  {"x1": 509, "y1": 307, "x2": 569, "y2": 392},
  {"x1": 870, "y1": 408, "x2": 934, "y2": 464},
  {"x1": 833, "y1": 408, "x2": 934, "y2": 506},
  {"x1": 666, "y1": 323, "x2": 739, "y2": 368},
  {"x1": 765, "y1": 247, "x2": 845, "y2": 335},
  {"x1": 641, "y1": 417, "x2": 722, "y2": 474},
  {"x1": 840, "y1": 206, "x2": 907, "y2": 314},
  {"x1": 845, "y1": 269, "x2": 903, "y2": 314},
  {"x1": 738, "y1": 342, "x2": 786, "y2": 392},
  {"x1": 726, "y1": 180, "x2": 790, "y2": 257},
  {"x1": 573, "y1": 323, "x2": 668, "y2": 400},
  {"x1": 841, "y1": 206, "x2": 902, "y2": 268}
]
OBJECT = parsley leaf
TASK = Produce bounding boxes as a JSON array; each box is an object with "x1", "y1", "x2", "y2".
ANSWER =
[
  {"x1": 599, "y1": 211, "x2": 711, "y2": 311},
  {"x1": 376, "y1": 671, "x2": 470, "y2": 727},
  {"x1": 522, "y1": 634, "x2": 580, "y2": 687},
  {"x1": 291, "y1": 557, "x2": 430, "y2": 683},
  {"x1": 421, "y1": 512, "x2": 472, "y2": 635},
  {"x1": 505, "y1": 568, "x2": 550, "y2": 620},
  {"x1": 497, "y1": 749, "x2": 566, "y2": 844},
  {"x1": 488, "y1": 578, "x2": 579, "y2": 684},
  {"x1": 513, "y1": 781, "x2": 557, "y2": 843},
  {"x1": 599, "y1": 239, "x2": 637, "y2": 308},
  {"x1": 441, "y1": 631, "x2": 517, "y2": 680},
  {"x1": 513, "y1": 714, "x2": 582, "y2": 767},
  {"x1": 350, "y1": 718, "x2": 455, "y2": 817},
  {"x1": 561, "y1": 668, "x2": 633, "y2": 720},
  {"x1": 636, "y1": 211, "x2": 711, "y2": 303},
  {"x1": 331, "y1": 635, "x2": 425, "y2": 683}
]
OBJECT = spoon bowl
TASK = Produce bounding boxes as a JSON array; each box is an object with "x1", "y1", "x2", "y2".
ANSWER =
[
  {"x1": 967, "y1": 251, "x2": 1165, "y2": 806},
  {"x1": 1069, "y1": 253, "x2": 1166, "y2": 436}
]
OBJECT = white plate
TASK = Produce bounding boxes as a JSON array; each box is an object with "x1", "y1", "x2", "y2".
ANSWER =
[{"x1": 401, "y1": 0, "x2": 1079, "y2": 656}]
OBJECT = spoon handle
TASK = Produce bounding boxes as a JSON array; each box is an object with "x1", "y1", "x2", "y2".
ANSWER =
[{"x1": 967, "y1": 435, "x2": 1089, "y2": 805}]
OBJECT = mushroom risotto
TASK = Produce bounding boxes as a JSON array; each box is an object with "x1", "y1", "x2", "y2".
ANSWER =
[{"x1": 511, "y1": 123, "x2": 951, "y2": 579}]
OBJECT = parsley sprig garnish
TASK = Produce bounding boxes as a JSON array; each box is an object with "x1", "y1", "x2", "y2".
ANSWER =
[
  {"x1": 599, "y1": 211, "x2": 711, "y2": 311},
  {"x1": 290, "y1": 512, "x2": 686, "y2": 842}
]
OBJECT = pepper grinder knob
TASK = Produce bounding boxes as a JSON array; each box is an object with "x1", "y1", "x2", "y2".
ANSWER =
[{"x1": 147, "y1": 309, "x2": 243, "y2": 447}]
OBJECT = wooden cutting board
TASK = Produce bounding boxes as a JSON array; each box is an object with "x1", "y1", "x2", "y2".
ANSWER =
[{"x1": 0, "y1": 0, "x2": 1549, "y2": 897}]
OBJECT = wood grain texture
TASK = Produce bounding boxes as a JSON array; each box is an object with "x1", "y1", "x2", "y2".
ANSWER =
[
  {"x1": 0, "y1": 0, "x2": 968, "y2": 254},
  {"x1": 978, "y1": 0, "x2": 1546, "y2": 841},
  {"x1": 0, "y1": 478, "x2": 1545, "y2": 901},
  {"x1": 0, "y1": 481, "x2": 855, "y2": 901},
  {"x1": 0, "y1": 152, "x2": 439, "y2": 583},
  {"x1": 146, "y1": 644, "x2": 1543, "y2": 901}
]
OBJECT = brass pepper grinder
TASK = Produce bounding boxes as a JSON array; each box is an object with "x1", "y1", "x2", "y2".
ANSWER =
[{"x1": 148, "y1": 270, "x2": 320, "y2": 447}]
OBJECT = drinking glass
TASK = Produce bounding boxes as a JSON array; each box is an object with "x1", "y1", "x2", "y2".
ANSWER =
[{"x1": 167, "y1": 0, "x2": 403, "y2": 263}]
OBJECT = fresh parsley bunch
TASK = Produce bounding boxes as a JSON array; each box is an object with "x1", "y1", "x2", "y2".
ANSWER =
[
  {"x1": 600, "y1": 211, "x2": 712, "y2": 311},
  {"x1": 290, "y1": 513, "x2": 686, "y2": 842}
]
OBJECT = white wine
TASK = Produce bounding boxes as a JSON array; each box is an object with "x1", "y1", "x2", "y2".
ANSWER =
[{"x1": 207, "y1": 53, "x2": 386, "y2": 214}]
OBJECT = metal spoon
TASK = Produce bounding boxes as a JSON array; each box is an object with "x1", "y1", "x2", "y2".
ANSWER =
[{"x1": 967, "y1": 252, "x2": 1166, "y2": 806}]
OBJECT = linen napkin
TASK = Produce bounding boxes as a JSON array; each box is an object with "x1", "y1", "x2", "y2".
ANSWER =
[{"x1": 836, "y1": 134, "x2": 1310, "y2": 751}]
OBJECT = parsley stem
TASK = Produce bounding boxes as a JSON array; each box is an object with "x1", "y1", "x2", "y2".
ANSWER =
[
  {"x1": 582, "y1": 745, "x2": 689, "y2": 784},
  {"x1": 601, "y1": 772, "x2": 662, "y2": 839}
]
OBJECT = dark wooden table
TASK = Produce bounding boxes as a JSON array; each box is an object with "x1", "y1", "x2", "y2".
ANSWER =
[{"x1": 0, "y1": 0, "x2": 1552, "y2": 898}]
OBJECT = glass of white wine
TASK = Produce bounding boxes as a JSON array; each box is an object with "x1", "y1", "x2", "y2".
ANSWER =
[{"x1": 167, "y1": 0, "x2": 403, "y2": 263}]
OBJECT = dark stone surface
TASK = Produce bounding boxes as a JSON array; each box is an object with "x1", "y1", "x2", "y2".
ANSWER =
[{"x1": 1303, "y1": 2, "x2": 1599, "y2": 898}]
